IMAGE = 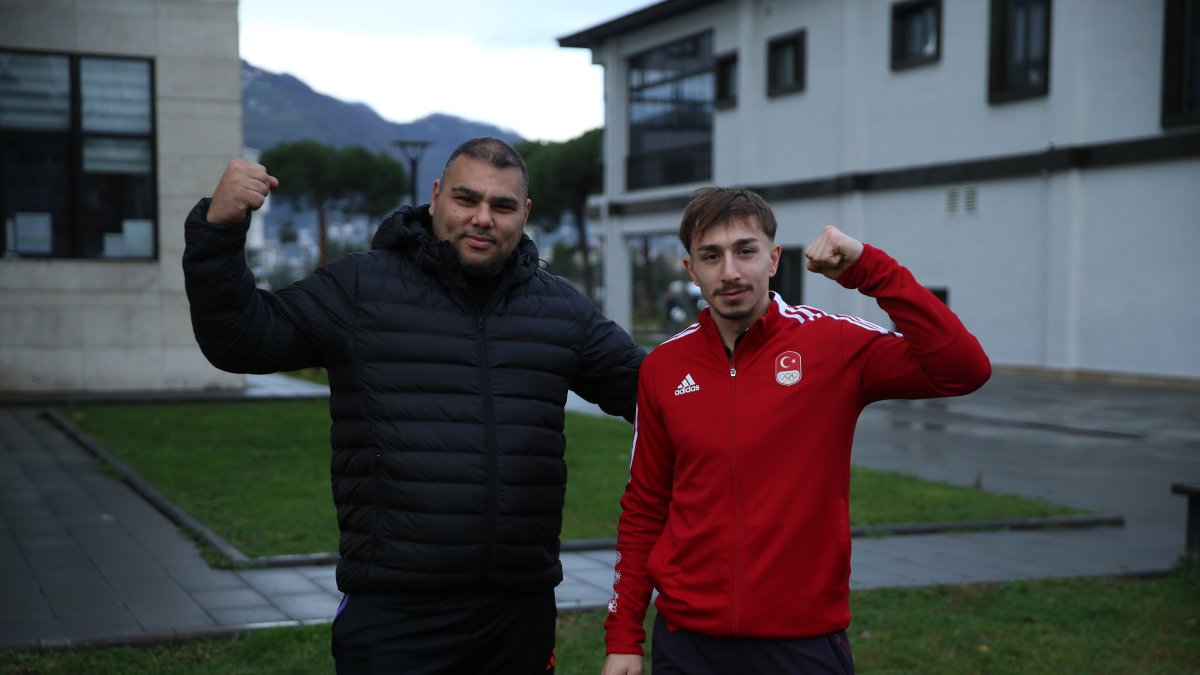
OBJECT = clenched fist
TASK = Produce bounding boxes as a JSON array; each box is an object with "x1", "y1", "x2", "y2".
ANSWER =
[
  {"x1": 205, "y1": 159, "x2": 279, "y2": 225},
  {"x1": 804, "y1": 225, "x2": 864, "y2": 280}
]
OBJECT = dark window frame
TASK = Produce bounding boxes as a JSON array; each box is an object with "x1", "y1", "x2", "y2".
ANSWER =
[
  {"x1": 1162, "y1": 0, "x2": 1200, "y2": 128},
  {"x1": 0, "y1": 47, "x2": 158, "y2": 261},
  {"x1": 767, "y1": 30, "x2": 806, "y2": 97},
  {"x1": 715, "y1": 52, "x2": 738, "y2": 109},
  {"x1": 891, "y1": 0, "x2": 943, "y2": 71},
  {"x1": 987, "y1": 0, "x2": 1052, "y2": 104}
]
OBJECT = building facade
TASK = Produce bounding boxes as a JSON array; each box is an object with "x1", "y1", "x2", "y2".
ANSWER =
[
  {"x1": 562, "y1": 0, "x2": 1200, "y2": 381},
  {"x1": 1, "y1": 0, "x2": 244, "y2": 392}
]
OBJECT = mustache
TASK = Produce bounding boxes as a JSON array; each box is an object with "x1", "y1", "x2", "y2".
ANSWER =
[
  {"x1": 461, "y1": 230, "x2": 496, "y2": 243},
  {"x1": 715, "y1": 284, "x2": 751, "y2": 296}
]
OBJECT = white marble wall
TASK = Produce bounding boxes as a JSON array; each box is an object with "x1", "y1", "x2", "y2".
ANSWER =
[{"x1": 0, "y1": 0, "x2": 244, "y2": 392}]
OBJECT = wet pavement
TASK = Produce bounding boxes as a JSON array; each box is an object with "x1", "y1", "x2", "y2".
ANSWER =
[{"x1": 1, "y1": 371, "x2": 1198, "y2": 649}]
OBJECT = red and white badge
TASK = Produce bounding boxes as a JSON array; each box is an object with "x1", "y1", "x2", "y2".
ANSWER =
[{"x1": 775, "y1": 351, "x2": 802, "y2": 386}]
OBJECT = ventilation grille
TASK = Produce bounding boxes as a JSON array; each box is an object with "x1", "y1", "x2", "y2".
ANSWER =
[{"x1": 946, "y1": 186, "x2": 978, "y2": 215}]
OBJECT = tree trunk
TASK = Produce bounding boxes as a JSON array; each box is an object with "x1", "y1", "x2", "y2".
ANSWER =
[
  {"x1": 641, "y1": 236, "x2": 654, "y2": 319},
  {"x1": 573, "y1": 205, "x2": 595, "y2": 304},
  {"x1": 317, "y1": 205, "x2": 329, "y2": 267}
]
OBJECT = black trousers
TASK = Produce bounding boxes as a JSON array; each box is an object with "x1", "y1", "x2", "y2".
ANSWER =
[
  {"x1": 651, "y1": 613, "x2": 855, "y2": 675},
  {"x1": 331, "y1": 589, "x2": 557, "y2": 675}
]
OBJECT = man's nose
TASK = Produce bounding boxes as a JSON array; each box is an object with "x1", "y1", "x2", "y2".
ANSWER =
[
  {"x1": 471, "y1": 204, "x2": 494, "y2": 228},
  {"x1": 720, "y1": 255, "x2": 740, "y2": 281}
]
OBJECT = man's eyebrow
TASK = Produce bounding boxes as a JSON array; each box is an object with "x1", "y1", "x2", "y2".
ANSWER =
[
  {"x1": 450, "y1": 185, "x2": 483, "y2": 200},
  {"x1": 697, "y1": 237, "x2": 761, "y2": 252},
  {"x1": 450, "y1": 185, "x2": 520, "y2": 208}
]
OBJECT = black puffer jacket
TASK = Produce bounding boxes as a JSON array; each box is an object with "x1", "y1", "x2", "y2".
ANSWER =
[{"x1": 183, "y1": 200, "x2": 644, "y2": 594}]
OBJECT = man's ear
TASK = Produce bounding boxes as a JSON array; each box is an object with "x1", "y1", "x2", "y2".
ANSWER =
[
  {"x1": 683, "y1": 257, "x2": 698, "y2": 285},
  {"x1": 769, "y1": 243, "x2": 781, "y2": 277},
  {"x1": 428, "y1": 179, "x2": 441, "y2": 215}
]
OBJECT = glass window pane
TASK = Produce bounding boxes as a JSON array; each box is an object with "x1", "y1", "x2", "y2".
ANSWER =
[
  {"x1": 83, "y1": 137, "x2": 152, "y2": 174},
  {"x1": 1028, "y1": 2, "x2": 1047, "y2": 62},
  {"x1": 81, "y1": 57, "x2": 151, "y2": 134},
  {"x1": 772, "y1": 43, "x2": 796, "y2": 88},
  {"x1": 2, "y1": 135, "x2": 72, "y2": 256},
  {"x1": 80, "y1": 171, "x2": 155, "y2": 258},
  {"x1": 629, "y1": 233, "x2": 697, "y2": 342},
  {"x1": 0, "y1": 51, "x2": 71, "y2": 131},
  {"x1": 1188, "y1": 1, "x2": 1200, "y2": 111}
]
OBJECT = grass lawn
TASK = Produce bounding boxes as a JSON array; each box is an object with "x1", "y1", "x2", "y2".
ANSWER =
[
  {"x1": 4, "y1": 566, "x2": 1197, "y2": 674},
  {"x1": 64, "y1": 397, "x2": 1077, "y2": 559}
]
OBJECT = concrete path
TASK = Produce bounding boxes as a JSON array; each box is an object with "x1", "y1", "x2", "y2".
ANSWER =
[{"x1": 1, "y1": 372, "x2": 1197, "y2": 649}]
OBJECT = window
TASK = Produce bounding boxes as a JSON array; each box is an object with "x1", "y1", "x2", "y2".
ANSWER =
[
  {"x1": 629, "y1": 233, "x2": 695, "y2": 342},
  {"x1": 0, "y1": 50, "x2": 157, "y2": 259},
  {"x1": 988, "y1": 0, "x2": 1051, "y2": 103},
  {"x1": 1162, "y1": 0, "x2": 1200, "y2": 128},
  {"x1": 715, "y1": 52, "x2": 738, "y2": 109},
  {"x1": 769, "y1": 247, "x2": 806, "y2": 304},
  {"x1": 627, "y1": 32, "x2": 714, "y2": 190},
  {"x1": 892, "y1": 0, "x2": 942, "y2": 70},
  {"x1": 767, "y1": 30, "x2": 806, "y2": 96}
]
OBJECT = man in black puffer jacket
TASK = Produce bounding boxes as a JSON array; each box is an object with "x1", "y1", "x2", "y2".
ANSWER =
[{"x1": 183, "y1": 137, "x2": 644, "y2": 674}]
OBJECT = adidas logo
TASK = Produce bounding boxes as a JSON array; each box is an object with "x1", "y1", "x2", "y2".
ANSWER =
[{"x1": 674, "y1": 374, "x2": 700, "y2": 396}]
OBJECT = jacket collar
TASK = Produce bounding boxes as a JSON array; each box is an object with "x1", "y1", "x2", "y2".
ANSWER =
[
  {"x1": 369, "y1": 204, "x2": 540, "y2": 285},
  {"x1": 695, "y1": 291, "x2": 784, "y2": 356}
]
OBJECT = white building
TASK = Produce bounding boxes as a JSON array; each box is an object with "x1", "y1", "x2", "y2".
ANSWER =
[
  {"x1": 561, "y1": 0, "x2": 1200, "y2": 382},
  {"x1": 1, "y1": 0, "x2": 244, "y2": 392}
]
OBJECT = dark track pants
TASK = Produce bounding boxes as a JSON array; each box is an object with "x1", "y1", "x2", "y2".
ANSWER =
[
  {"x1": 331, "y1": 589, "x2": 557, "y2": 675},
  {"x1": 651, "y1": 613, "x2": 855, "y2": 675}
]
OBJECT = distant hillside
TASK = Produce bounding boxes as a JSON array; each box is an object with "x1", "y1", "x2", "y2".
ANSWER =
[{"x1": 242, "y1": 60, "x2": 523, "y2": 205}]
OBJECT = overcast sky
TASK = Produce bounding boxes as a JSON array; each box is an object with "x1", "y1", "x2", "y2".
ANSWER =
[{"x1": 239, "y1": 1, "x2": 656, "y2": 142}]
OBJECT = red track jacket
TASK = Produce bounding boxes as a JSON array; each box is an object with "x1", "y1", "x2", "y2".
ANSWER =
[{"x1": 605, "y1": 244, "x2": 991, "y2": 654}]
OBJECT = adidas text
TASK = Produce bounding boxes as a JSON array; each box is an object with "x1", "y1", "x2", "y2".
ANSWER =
[{"x1": 674, "y1": 374, "x2": 700, "y2": 396}]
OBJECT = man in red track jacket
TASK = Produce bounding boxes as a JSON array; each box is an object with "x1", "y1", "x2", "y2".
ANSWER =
[{"x1": 602, "y1": 187, "x2": 991, "y2": 675}]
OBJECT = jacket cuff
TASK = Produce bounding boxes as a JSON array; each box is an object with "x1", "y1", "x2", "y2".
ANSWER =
[{"x1": 836, "y1": 243, "x2": 885, "y2": 290}]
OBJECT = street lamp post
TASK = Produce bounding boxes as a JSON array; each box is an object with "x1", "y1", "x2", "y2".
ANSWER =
[{"x1": 393, "y1": 139, "x2": 433, "y2": 208}]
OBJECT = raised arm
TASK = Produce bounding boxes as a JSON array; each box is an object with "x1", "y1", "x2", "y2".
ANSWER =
[
  {"x1": 183, "y1": 159, "x2": 355, "y2": 374},
  {"x1": 806, "y1": 225, "x2": 991, "y2": 402}
]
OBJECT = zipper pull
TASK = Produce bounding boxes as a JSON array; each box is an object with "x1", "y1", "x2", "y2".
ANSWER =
[{"x1": 730, "y1": 367, "x2": 736, "y2": 377}]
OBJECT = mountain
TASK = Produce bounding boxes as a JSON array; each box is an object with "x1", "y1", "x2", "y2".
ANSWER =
[{"x1": 241, "y1": 60, "x2": 524, "y2": 206}]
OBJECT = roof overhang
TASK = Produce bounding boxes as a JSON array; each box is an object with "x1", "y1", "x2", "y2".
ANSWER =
[{"x1": 557, "y1": 0, "x2": 723, "y2": 49}]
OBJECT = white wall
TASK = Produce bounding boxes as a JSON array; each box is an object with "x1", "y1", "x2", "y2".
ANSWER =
[
  {"x1": 0, "y1": 0, "x2": 244, "y2": 392},
  {"x1": 588, "y1": 0, "x2": 1200, "y2": 380}
]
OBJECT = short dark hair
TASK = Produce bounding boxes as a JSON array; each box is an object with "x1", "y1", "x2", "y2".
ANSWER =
[
  {"x1": 679, "y1": 187, "x2": 778, "y2": 253},
  {"x1": 443, "y1": 137, "x2": 529, "y2": 198}
]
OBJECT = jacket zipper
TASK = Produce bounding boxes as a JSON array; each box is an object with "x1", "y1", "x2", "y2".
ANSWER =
[
  {"x1": 477, "y1": 314, "x2": 498, "y2": 586},
  {"x1": 728, "y1": 353, "x2": 741, "y2": 635}
]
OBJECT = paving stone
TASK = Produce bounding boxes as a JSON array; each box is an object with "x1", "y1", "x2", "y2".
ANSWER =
[
  {"x1": 0, "y1": 616, "x2": 66, "y2": 645},
  {"x1": 207, "y1": 605, "x2": 290, "y2": 626},
  {"x1": 270, "y1": 592, "x2": 340, "y2": 621},
  {"x1": 168, "y1": 563, "x2": 246, "y2": 592},
  {"x1": 126, "y1": 599, "x2": 216, "y2": 632},
  {"x1": 56, "y1": 608, "x2": 143, "y2": 641},
  {"x1": 192, "y1": 587, "x2": 271, "y2": 611},
  {"x1": 237, "y1": 568, "x2": 325, "y2": 596}
]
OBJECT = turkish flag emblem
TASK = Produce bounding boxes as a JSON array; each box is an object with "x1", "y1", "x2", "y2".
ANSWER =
[{"x1": 775, "y1": 351, "x2": 802, "y2": 386}]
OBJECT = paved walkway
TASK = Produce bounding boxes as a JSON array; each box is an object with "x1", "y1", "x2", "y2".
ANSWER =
[{"x1": 1, "y1": 372, "x2": 1198, "y2": 649}]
